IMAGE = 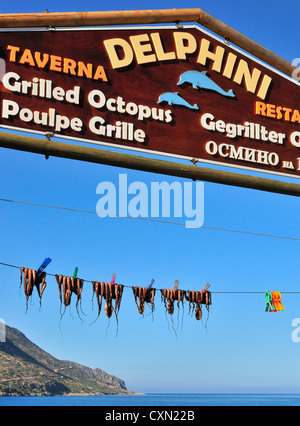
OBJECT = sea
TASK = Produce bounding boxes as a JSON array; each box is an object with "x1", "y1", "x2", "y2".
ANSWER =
[{"x1": 0, "y1": 393, "x2": 300, "y2": 406}]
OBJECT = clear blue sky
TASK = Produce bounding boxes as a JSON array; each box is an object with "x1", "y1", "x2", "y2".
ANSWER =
[{"x1": 1, "y1": 0, "x2": 300, "y2": 394}]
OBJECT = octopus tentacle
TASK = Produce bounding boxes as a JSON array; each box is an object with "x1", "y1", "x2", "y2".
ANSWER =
[
  {"x1": 27, "y1": 269, "x2": 33, "y2": 297},
  {"x1": 23, "y1": 268, "x2": 28, "y2": 297},
  {"x1": 20, "y1": 267, "x2": 24, "y2": 290},
  {"x1": 40, "y1": 275, "x2": 47, "y2": 298},
  {"x1": 56, "y1": 275, "x2": 63, "y2": 305}
]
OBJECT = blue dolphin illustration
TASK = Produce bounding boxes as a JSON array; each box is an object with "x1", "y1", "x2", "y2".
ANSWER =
[
  {"x1": 158, "y1": 92, "x2": 199, "y2": 110},
  {"x1": 178, "y1": 70, "x2": 235, "y2": 98}
]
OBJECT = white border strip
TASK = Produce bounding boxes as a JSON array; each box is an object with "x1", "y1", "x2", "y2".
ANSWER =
[
  {"x1": 1, "y1": 123, "x2": 299, "y2": 181},
  {"x1": 0, "y1": 23, "x2": 298, "y2": 85}
]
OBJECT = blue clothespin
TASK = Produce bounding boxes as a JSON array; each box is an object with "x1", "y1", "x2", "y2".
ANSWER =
[
  {"x1": 111, "y1": 273, "x2": 116, "y2": 286},
  {"x1": 73, "y1": 267, "x2": 78, "y2": 279},
  {"x1": 147, "y1": 279, "x2": 155, "y2": 290},
  {"x1": 36, "y1": 258, "x2": 52, "y2": 277}
]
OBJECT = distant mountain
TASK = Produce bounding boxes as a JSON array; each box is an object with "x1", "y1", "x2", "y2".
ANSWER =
[{"x1": 0, "y1": 325, "x2": 134, "y2": 396}]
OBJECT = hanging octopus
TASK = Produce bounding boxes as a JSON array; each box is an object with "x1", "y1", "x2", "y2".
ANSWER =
[
  {"x1": 161, "y1": 288, "x2": 186, "y2": 316},
  {"x1": 20, "y1": 267, "x2": 47, "y2": 310},
  {"x1": 55, "y1": 274, "x2": 84, "y2": 318},
  {"x1": 132, "y1": 286, "x2": 156, "y2": 315},
  {"x1": 91, "y1": 282, "x2": 124, "y2": 322},
  {"x1": 185, "y1": 290, "x2": 212, "y2": 320}
]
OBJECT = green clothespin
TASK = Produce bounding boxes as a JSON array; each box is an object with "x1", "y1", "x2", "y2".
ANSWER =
[
  {"x1": 73, "y1": 267, "x2": 78, "y2": 279},
  {"x1": 265, "y1": 291, "x2": 275, "y2": 312}
]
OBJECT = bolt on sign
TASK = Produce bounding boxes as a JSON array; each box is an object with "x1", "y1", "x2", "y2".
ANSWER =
[{"x1": 0, "y1": 25, "x2": 299, "y2": 178}]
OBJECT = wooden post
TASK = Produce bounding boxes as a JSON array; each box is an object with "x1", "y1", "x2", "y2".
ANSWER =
[
  {"x1": 0, "y1": 9, "x2": 296, "y2": 77},
  {"x1": 0, "y1": 131, "x2": 299, "y2": 197}
]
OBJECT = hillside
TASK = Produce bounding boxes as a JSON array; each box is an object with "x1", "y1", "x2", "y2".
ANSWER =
[{"x1": 0, "y1": 325, "x2": 134, "y2": 396}]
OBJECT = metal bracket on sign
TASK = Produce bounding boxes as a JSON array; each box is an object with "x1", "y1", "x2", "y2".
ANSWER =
[
  {"x1": 44, "y1": 132, "x2": 53, "y2": 160},
  {"x1": 45, "y1": 9, "x2": 56, "y2": 32},
  {"x1": 175, "y1": 21, "x2": 184, "y2": 30}
]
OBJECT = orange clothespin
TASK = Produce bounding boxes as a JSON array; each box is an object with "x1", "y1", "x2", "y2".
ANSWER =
[
  {"x1": 271, "y1": 291, "x2": 284, "y2": 312},
  {"x1": 277, "y1": 292, "x2": 284, "y2": 311}
]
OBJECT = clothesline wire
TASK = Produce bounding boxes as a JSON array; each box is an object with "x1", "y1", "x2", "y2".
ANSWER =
[
  {"x1": 0, "y1": 197, "x2": 299, "y2": 242},
  {"x1": 0, "y1": 261, "x2": 299, "y2": 294}
]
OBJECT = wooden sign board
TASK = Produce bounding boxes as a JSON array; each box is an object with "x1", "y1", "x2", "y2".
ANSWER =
[{"x1": 0, "y1": 25, "x2": 299, "y2": 178}]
